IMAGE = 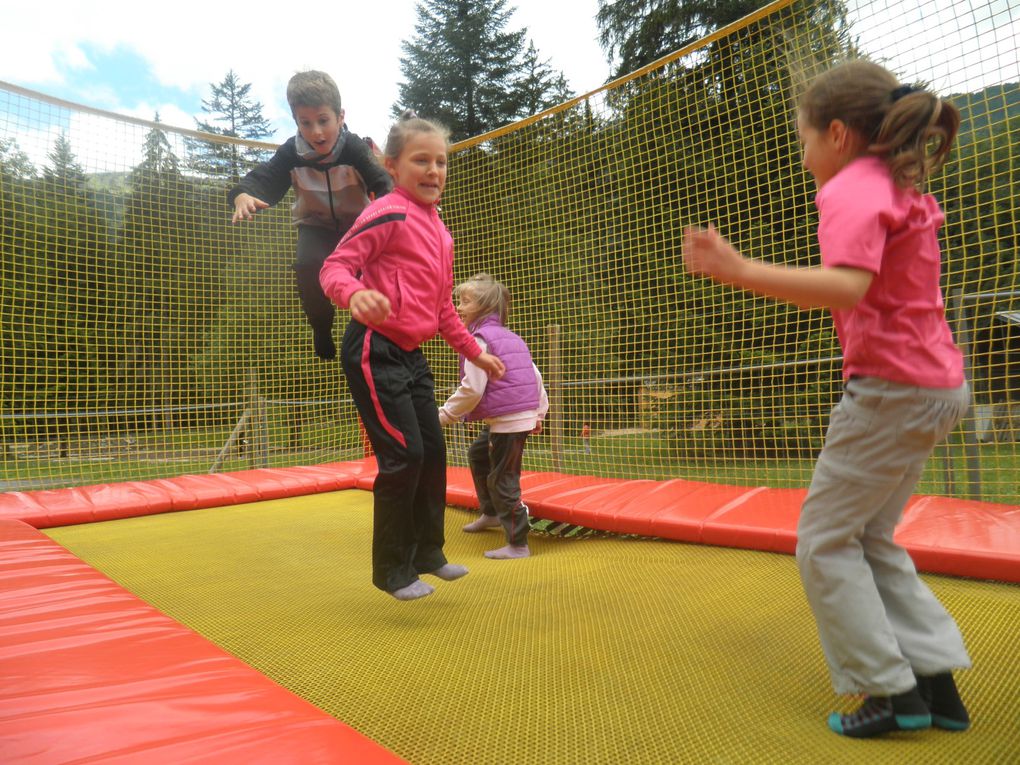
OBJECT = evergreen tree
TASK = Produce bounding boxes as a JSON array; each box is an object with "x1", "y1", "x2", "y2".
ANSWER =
[
  {"x1": 133, "y1": 114, "x2": 181, "y2": 179},
  {"x1": 131, "y1": 113, "x2": 183, "y2": 198},
  {"x1": 596, "y1": 0, "x2": 768, "y2": 77},
  {"x1": 397, "y1": 0, "x2": 570, "y2": 141},
  {"x1": 189, "y1": 70, "x2": 273, "y2": 183},
  {"x1": 44, "y1": 132, "x2": 87, "y2": 187},
  {"x1": 518, "y1": 41, "x2": 574, "y2": 115},
  {"x1": 124, "y1": 114, "x2": 217, "y2": 430},
  {"x1": 20, "y1": 132, "x2": 116, "y2": 448}
]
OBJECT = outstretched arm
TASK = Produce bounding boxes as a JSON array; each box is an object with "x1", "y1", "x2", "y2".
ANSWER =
[
  {"x1": 231, "y1": 193, "x2": 270, "y2": 223},
  {"x1": 682, "y1": 225, "x2": 872, "y2": 311},
  {"x1": 226, "y1": 140, "x2": 297, "y2": 216}
]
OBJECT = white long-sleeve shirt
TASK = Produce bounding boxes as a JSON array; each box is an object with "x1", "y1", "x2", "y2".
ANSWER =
[{"x1": 439, "y1": 338, "x2": 549, "y2": 433}]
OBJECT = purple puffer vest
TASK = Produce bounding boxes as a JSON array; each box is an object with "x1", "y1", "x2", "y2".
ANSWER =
[{"x1": 460, "y1": 313, "x2": 539, "y2": 421}]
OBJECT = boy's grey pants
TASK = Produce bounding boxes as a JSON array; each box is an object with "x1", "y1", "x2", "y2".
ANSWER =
[{"x1": 796, "y1": 376, "x2": 972, "y2": 695}]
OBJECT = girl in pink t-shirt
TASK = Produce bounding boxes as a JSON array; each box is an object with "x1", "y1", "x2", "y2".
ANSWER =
[{"x1": 682, "y1": 61, "x2": 971, "y2": 739}]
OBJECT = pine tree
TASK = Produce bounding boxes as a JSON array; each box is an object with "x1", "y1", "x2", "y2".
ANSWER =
[
  {"x1": 397, "y1": 0, "x2": 570, "y2": 141},
  {"x1": 124, "y1": 114, "x2": 219, "y2": 432},
  {"x1": 596, "y1": 0, "x2": 767, "y2": 77},
  {"x1": 24, "y1": 131, "x2": 115, "y2": 447},
  {"x1": 189, "y1": 70, "x2": 273, "y2": 183},
  {"x1": 44, "y1": 132, "x2": 87, "y2": 187},
  {"x1": 131, "y1": 114, "x2": 181, "y2": 188},
  {"x1": 517, "y1": 41, "x2": 575, "y2": 115}
]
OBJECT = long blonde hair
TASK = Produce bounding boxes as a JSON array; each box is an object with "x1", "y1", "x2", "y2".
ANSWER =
[
  {"x1": 455, "y1": 273, "x2": 511, "y2": 325},
  {"x1": 798, "y1": 60, "x2": 959, "y2": 189}
]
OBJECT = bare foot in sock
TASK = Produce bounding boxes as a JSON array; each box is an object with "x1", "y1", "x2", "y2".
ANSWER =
[
  {"x1": 463, "y1": 514, "x2": 501, "y2": 532},
  {"x1": 484, "y1": 545, "x2": 530, "y2": 559},
  {"x1": 427, "y1": 563, "x2": 469, "y2": 581},
  {"x1": 390, "y1": 579, "x2": 434, "y2": 600}
]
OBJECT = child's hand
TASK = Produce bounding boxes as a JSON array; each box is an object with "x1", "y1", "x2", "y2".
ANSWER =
[
  {"x1": 682, "y1": 225, "x2": 745, "y2": 284},
  {"x1": 531, "y1": 422, "x2": 543, "y2": 435},
  {"x1": 350, "y1": 289, "x2": 392, "y2": 325},
  {"x1": 232, "y1": 193, "x2": 269, "y2": 223},
  {"x1": 474, "y1": 352, "x2": 506, "y2": 379}
]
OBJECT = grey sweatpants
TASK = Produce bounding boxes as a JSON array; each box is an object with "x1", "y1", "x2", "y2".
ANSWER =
[{"x1": 796, "y1": 376, "x2": 972, "y2": 695}]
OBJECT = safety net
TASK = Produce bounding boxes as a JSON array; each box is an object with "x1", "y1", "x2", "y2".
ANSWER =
[
  {"x1": 1, "y1": 0, "x2": 1019, "y2": 762},
  {"x1": 1, "y1": 0, "x2": 1018, "y2": 503}
]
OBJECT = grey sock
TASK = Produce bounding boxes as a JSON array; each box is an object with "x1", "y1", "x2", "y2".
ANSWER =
[
  {"x1": 390, "y1": 579, "x2": 434, "y2": 600},
  {"x1": 484, "y1": 545, "x2": 531, "y2": 559},
  {"x1": 428, "y1": 563, "x2": 469, "y2": 581},
  {"x1": 463, "y1": 514, "x2": 501, "y2": 532}
]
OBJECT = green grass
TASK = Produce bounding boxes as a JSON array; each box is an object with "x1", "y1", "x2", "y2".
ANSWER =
[
  {"x1": 503, "y1": 431, "x2": 1018, "y2": 506},
  {"x1": 4, "y1": 426, "x2": 1018, "y2": 506}
]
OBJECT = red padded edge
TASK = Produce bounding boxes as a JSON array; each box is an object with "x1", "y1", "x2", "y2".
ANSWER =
[
  {"x1": 513, "y1": 474, "x2": 1017, "y2": 581},
  {"x1": 603, "y1": 480, "x2": 761, "y2": 538},
  {"x1": 893, "y1": 495, "x2": 1020, "y2": 581},
  {"x1": 699, "y1": 487, "x2": 805, "y2": 554},
  {"x1": 0, "y1": 461, "x2": 1015, "y2": 581},
  {"x1": 446, "y1": 466, "x2": 480, "y2": 508},
  {"x1": 0, "y1": 518, "x2": 405, "y2": 765},
  {"x1": 0, "y1": 462, "x2": 369, "y2": 529},
  {"x1": 356, "y1": 457, "x2": 380, "y2": 490}
]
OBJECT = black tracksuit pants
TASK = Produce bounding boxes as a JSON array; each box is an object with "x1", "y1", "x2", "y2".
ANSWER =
[
  {"x1": 467, "y1": 427, "x2": 531, "y2": 547},
  {"x1": 340, "y1": 320, "x2": 448, "y2": 592}
]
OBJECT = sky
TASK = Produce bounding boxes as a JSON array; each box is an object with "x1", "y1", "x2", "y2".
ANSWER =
[
  {"x1": 2, "y1": 0, "x2": 1017, "y2": 174},
  {"x1": 0, "y1": 0, "x2": 613, "y2": 152}
]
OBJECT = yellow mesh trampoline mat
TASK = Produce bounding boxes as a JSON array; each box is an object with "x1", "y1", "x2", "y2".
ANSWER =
[{"x1": 45, "y1": 490, "x2": 1019, "y2": 765}]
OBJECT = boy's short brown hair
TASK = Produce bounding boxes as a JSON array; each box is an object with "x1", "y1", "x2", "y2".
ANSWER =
[{"x1": 286, "y1": 71, "x2": 342, "y2": 117}]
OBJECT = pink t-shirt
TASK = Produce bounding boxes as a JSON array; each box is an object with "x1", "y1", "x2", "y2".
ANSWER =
[{"x1": 815, "y1": 156, "x2": 963, "y2": 388}]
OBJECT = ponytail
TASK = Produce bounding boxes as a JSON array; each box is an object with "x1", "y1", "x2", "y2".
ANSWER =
[
  {"x1": 871, "y1": 89, "x2": 960, "y2": 188},
  {"x1": 799, "y1": 60, "x2": 959, "y2": 190}
]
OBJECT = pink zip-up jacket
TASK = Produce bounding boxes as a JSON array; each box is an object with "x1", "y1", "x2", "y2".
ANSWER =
[{"x1": 319, "y1": 187, "x2": 482, "y2": 360}]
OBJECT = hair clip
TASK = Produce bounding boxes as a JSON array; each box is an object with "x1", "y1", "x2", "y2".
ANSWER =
[{"x1": 890, "y1": 84, "x2": 919, "y2": 101}]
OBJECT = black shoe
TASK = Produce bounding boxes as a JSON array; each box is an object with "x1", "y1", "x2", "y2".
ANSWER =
[
  {"x1": 828, "y1": 686, "x2": 931, "y2": 738},
  {"x1": 313, "y1": 328, "x2": 336, "y2": 360},
  {"x1": 916, "y1": 672, "x2": 970, "y2": 731}
]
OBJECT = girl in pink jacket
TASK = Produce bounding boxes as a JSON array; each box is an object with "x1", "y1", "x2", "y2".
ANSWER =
[{"x1": 320, "y1": 113, "x2": 504, "y2": 601}]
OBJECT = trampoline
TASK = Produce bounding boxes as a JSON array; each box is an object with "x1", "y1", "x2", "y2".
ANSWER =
[{"x1": 2, "y1": 462, "x2": 1018, "y2": 764}]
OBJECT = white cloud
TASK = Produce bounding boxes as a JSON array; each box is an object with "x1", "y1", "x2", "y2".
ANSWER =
[
  {"x1": 2, "y1": 1, "x2": 609, "y2": 147},
  {"x1": 6, "y1": 0, "x2": 1014, "y2": 176}
]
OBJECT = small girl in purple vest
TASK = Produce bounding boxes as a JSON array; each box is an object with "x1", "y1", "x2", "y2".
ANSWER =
[{"x1": 439, "y1": 274, "x2": 548, "y2": 559}]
